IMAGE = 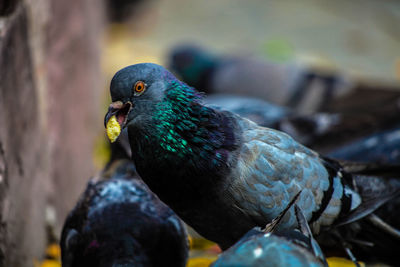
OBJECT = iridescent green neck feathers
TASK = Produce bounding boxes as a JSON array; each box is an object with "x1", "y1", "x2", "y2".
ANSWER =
[{"x1": 152, "y1": 80, "x2": 203, "y2": 158}]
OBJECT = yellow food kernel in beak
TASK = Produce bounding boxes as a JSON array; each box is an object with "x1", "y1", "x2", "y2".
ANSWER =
[{"x1": 106, "y1": 115, "x2": 121, "y2": 143}]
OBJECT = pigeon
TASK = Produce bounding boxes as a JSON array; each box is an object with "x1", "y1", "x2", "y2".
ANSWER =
[
  {"x1": 205, "y1": 94, "x2": 291, "y2": 127},
  {"x1": 60, "y1": 139, "x2": 189, "y2": 267},
  {"x1": 104, "y1": 63, "x2": 400, "y2": 263},
  {"x1": 169, "y1": 44, "x2": 353, "y2": 112},
  {"x1": 328, "y1": 126, "x2": 400, "y2": 165},
  {"x1": 106, "y1": 0, "x2": 145, "y2": 23},
  {"x1": 211, "y1": 192, "x2": 328, "y2": 267},
  {"x1": 274, "y1": 102, "x2": 400, "y2": 153},
  {"x1": 205, "y1": 95, "x2": 400, "y2": 154}
]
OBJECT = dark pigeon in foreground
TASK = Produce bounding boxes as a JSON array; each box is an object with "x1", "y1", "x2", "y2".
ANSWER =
[
  {"x1": 104, "y1": 63, "x2": 400, "y2": 264},
  {"x1": 60, "y1": 141, "x2": 188, "y2": 267}
]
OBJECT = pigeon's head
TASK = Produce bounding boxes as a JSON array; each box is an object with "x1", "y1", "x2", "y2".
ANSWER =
[
  {"x1": 169, "y1": 44, "x2": 216, "y2": 92},
  {"x1": 104, "y1": 63, "x2": 175, "y2": 142}
]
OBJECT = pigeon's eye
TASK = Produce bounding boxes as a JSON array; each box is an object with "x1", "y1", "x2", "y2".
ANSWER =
[{"x1": 133, "y1": 81, "x2": 146, "y2": 96}]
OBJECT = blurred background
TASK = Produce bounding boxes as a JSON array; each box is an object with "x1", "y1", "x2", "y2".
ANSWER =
[{"x1": 0, "y1": 0, "x2": 399, "y2": 266}]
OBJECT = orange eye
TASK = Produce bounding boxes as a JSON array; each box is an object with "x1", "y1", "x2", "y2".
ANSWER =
[{"x1": 134, "y1": 81, "x2": 146, "y2": 94}]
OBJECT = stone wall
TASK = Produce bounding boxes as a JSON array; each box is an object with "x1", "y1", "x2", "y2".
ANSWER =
[{"x1": 0, "y1": 1, "x2": 104, "y2": 266}]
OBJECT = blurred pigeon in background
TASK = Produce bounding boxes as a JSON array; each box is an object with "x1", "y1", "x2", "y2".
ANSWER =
[
  {"x1": 105, "y1": 0, "x2": 145, "y2": 22},
  {"x1": 328, "y1": 126, "x2": 400, "y2": 164},
  {"x1": 274, "y1": 102, "x2": 400, "y2": 153},
  {"x1": 205, "y1": 94, "x2": 291, "y2": 127},
  {"x1": 169, "y1": 44, "x2": 354, "y2": 113},
  {"x1": 169, "y1": 44, "x2": 400, "y2": 114},
  {"x1": 205, "y1": 93, "x2": 400, "y2": 155}
]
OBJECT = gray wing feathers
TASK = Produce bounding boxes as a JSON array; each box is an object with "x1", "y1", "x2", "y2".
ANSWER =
[{"x1": 227, "y1": 117, "x2": 336, "y2": 230}]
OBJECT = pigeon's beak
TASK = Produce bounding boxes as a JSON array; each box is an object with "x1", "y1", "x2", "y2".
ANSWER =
[{"x1": 104, "y1": 101, "x2": 132, "y2": 143}]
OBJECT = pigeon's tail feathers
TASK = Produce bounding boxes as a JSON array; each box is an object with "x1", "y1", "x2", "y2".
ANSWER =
[
  {"x1": 321, "y1": 161, "x2": 400, "y2": 265},
  {"x1": 335, "y1": 162, "x2": 400, "y2": 226}
]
